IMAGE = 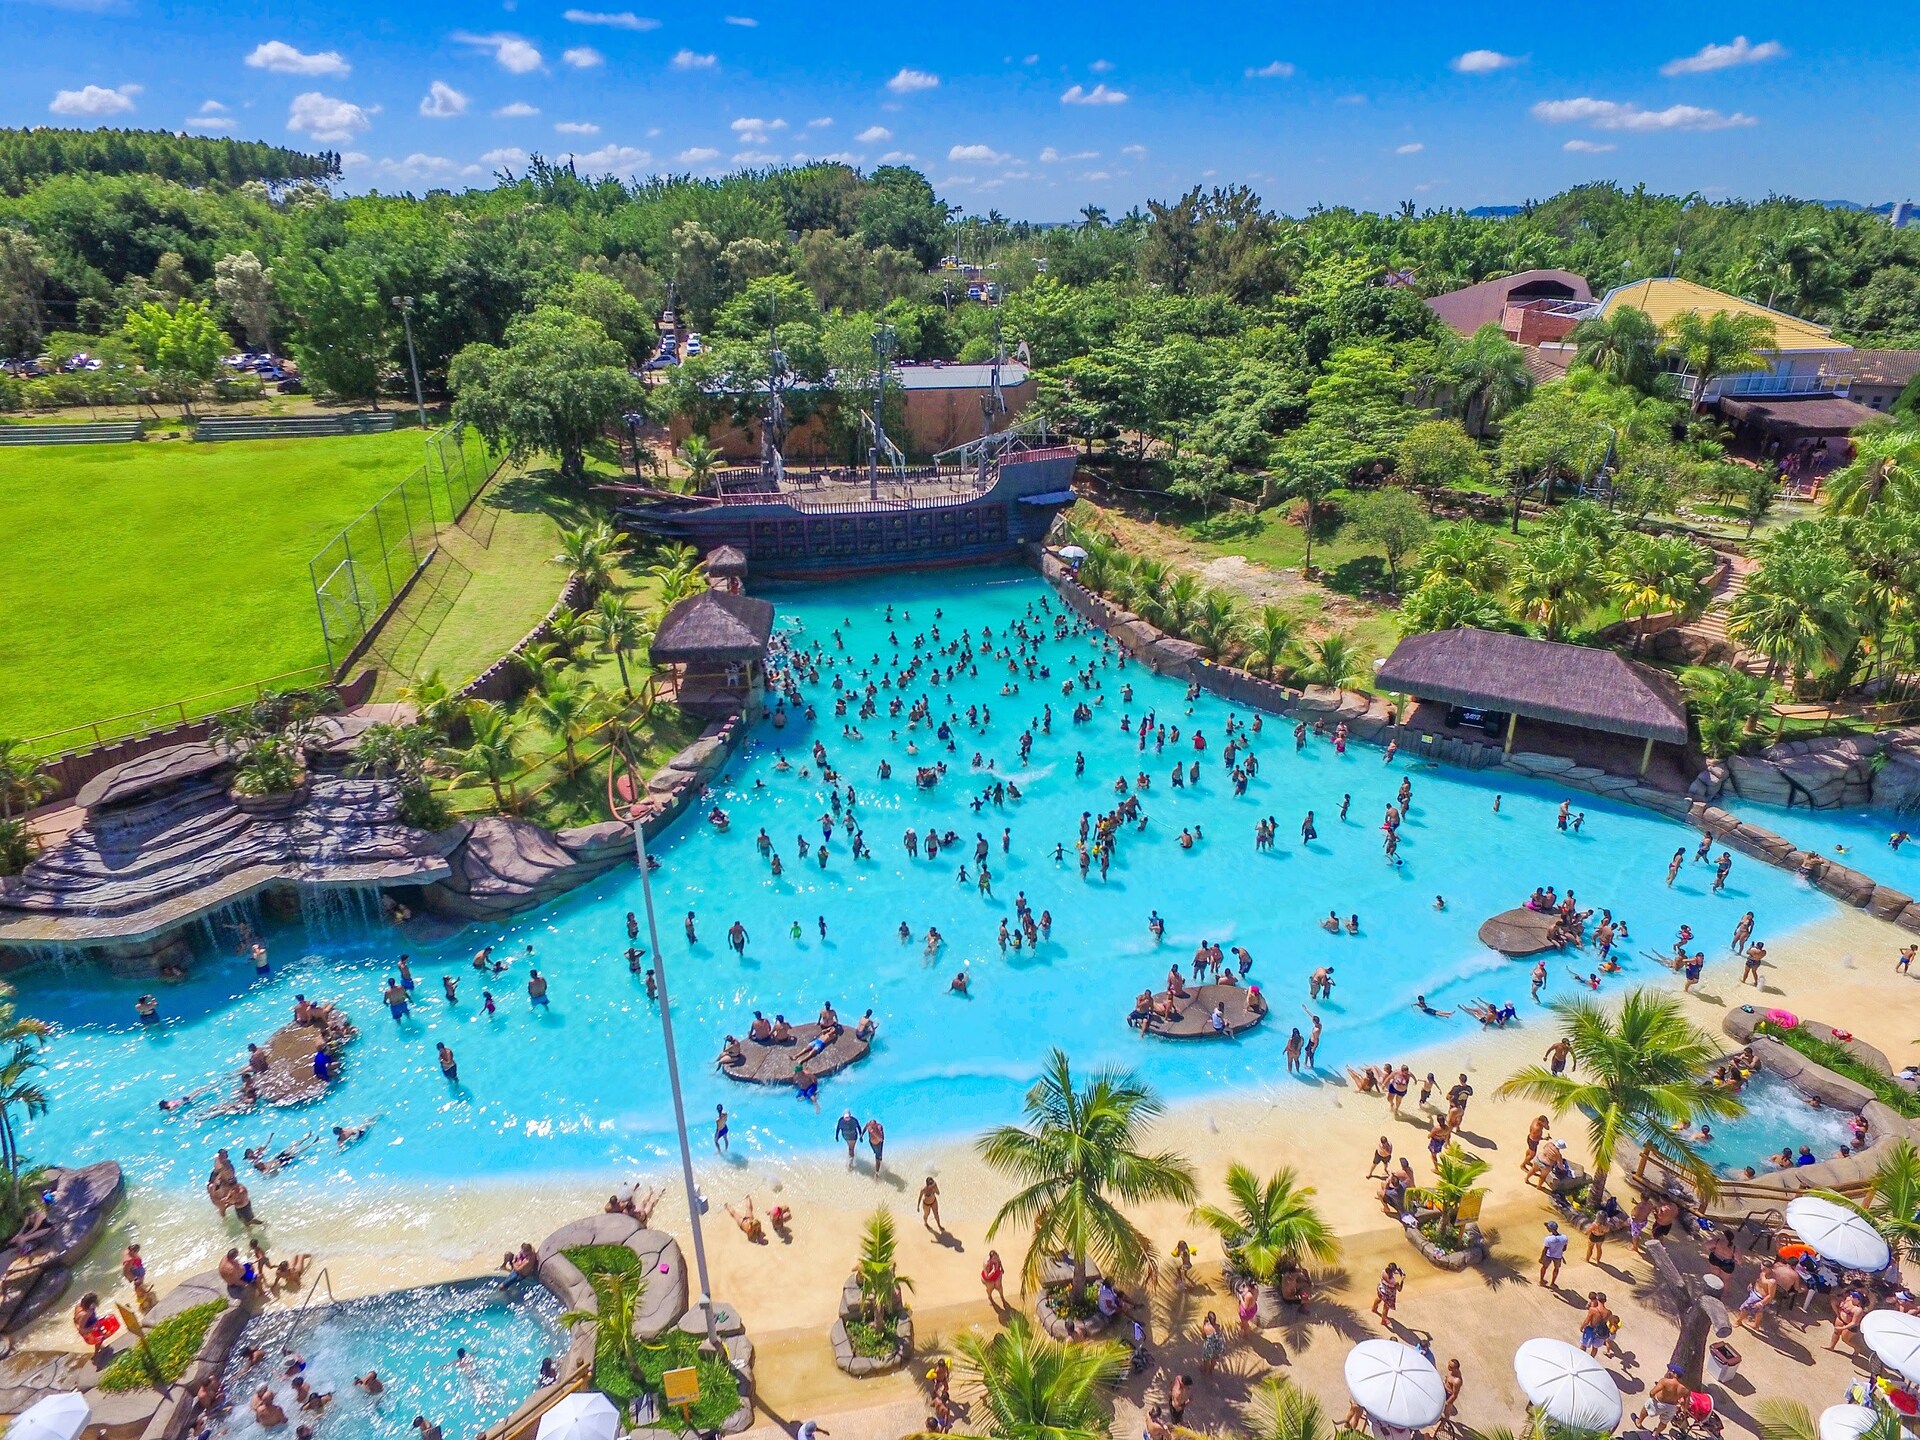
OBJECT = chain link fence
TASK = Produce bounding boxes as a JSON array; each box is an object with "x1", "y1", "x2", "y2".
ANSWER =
[{"x1": 308, "y1": 421, "x2": 493, "y2": 672}]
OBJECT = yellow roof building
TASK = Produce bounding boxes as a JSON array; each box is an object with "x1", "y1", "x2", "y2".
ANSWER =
[{"x1": 1597, "y1": 277, "x2": 1849, "y2": 355}]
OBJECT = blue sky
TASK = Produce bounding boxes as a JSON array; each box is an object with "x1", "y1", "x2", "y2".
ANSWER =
[{"x1": 7, "y1": 0, "x2": 1919, "y2": 217}]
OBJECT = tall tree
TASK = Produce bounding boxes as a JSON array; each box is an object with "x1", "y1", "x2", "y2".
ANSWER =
[
  {"x1": 1447, "y1": 323, "x2": 1533, "y2": 436},
  {"x1": 451, "y1": 307, "x2": 642, "y2": 483},
  {"x1": 213, "y1": 250, "x2": 274, "y2": 349},
  {"x1": 951, "y1": 1315, "x2": 1127, "y2": 1440},
  {"x1": 119, "y1": 298, "x2": 224, "y2": 416},
  {"x1": 1570, "y1": 306, "x2": 1660, "y2": 393},
  {"x1": 1660, "y1": 309, "x2": 1775, "y2": 412}
]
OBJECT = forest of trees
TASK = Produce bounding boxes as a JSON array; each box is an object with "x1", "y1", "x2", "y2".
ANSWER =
[{"x1": 0, "y1": 128, "x2": 339, "y2": 195}]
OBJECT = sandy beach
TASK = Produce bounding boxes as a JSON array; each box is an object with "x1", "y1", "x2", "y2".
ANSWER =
[{"x1": 23, "y1": 898, "x2": 1920, "y2": 1435}]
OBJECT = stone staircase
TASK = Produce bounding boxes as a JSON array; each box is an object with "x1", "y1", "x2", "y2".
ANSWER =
[{"x1": 1662, "y1": 552, "x2": 1767, "y2": 672}]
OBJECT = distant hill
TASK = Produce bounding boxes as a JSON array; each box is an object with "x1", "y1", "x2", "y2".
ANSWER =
[{"x1": 0, "y1": 127, "x2": 339, "y2": 195}]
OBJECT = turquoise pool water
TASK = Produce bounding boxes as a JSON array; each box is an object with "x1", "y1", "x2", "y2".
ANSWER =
[
  {"x1": 1694, "y1": 1070, "x2": 1859, "y2": 1176},
  {"x1": 216, "y1": 1279, "x2": 562, "y2": 1440},
  {"x1": 15, "y1": 568, "x2": 1844, "y2": 1196},
  {"x1": 1719, "y1": 796, "x2": 1920, "y2": 900}
]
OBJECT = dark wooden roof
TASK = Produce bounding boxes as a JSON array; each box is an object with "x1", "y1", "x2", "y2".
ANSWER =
[
  {"x1": 649, "y1": 590, "x2": 774, "y2": 665},
  {"x1": 1718, "y1": 394, "x2": 1887, "y2": 438},
  {"x1": 1425, "y1": 270, "x2": 1592, "y2": 337},
  {"x1": 1377, "y1": 628, "x2": 1689, "y2": 744}
]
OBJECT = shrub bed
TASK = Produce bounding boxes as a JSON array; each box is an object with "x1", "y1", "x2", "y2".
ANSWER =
[
  {"x1": 563, "y1": 1244, "x2": 737, "y2": 1431},
  {"x1": 1755, "y1": 1021, "x2": 1920, "y2": 1118},
  {"x1": 98, "y1": 1299, "x2": 227, "y2": 1393}
]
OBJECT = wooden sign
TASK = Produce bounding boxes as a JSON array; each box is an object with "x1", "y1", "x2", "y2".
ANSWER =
[{"x1": 662, "y1": 1365, "x2": 701, "y2": 1418}]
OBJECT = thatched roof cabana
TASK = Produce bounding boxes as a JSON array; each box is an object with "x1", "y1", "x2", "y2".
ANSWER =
[
  {"x1": 649, "y1": 590, "x2": 775, "y2": 667},
  {"x1": 1377, "y1": 629, "x2": 1689, "y2": 749},
  {"x1": 704, "y1": 545, "x2": 748, "y2": 578}
]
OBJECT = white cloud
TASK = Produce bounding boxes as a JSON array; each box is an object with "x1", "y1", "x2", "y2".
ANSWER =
[
  {"x1": 371, "y1": 153, "x2": 482, "y2": 186},
  {"x1": 732, "y1": 150, "x2": 782, "y2": 165},
  {"x1": 1452, "y1": 49, "x2": 1523, "y2": 73},
  {"x1": 887, "y1": 68, "x2": 940, "y2": 94},
  {"x1": 948, "y1": 143, "x2": 1008, "y2": 163},
  {"x1": 724, "y1": 14, "x2": 757, "y2": 24},
  {"x1": 555, "y1": 121, "x2": 600, "y2": 135},
  {"x1": 729, "y1": 116, "x2": 787, "y2": 143},
  {"x1": 856, "y1": 125, "x2": 892, "y2": 143},
  {"x1": 1089, "y1": 58, "x2": 1113, "y2": 73},
  {"x1": 1531, "y1": 97, "x2": 1757, "y2": 132},
  {"x1": 340, "y1": 152, "x2": 369, "y2": 167},
  {"x1": 563, "y1": 9, "x2": 659, "y2": 29},
  {"x1": 494, "y1": 101, "x2": 539, "y2": 117},
  {"x1": 807, "y1": 117, "x2": 833, "y2": 128},
  {"x1": 452, "y1": 31, "x2": 544, "y2": 74},
  {"x1": 185, "y1": 104, "x2": 234, "y2": 131},
  {"x1": 1039, "y1": 147, "x2": 1096, "y2": 162},
  {"x1": 1660, "y1": 36, "x2": 1785, "y2": 76},
  {"x1": 50, "y1": 83, "x2": 139, "y2": 116},
  {"x1": 1061, "y1": 83, "x2": 1127, "y2": 105},
  {"x1": 1120, "y1": 143, "x2": 1147, "y2": 158},
  {"x1": 1082, "y1": 170, "x2": 1110, "y2": 181},
  {"x1": 562, "y1": 46, "x2": 604, "y2": 68},
  {"x1": 481, "y1": 146, "x2": 530, "y2": 165},
  {"x1": 672, "y1": 49, "x2": 717, "y2": 70},
  {"x1": 1395, "y1": 142, "x2": 1424, "y2": 154},
  {"x1": 419, "y1": 80, "x2": 468, "y2": 118},
  {"x1": 287, "y1": 91, "x2": 371, "y2": 142},
  {"x1": 677, "y1": 146, "x2": 721, "y2": 163},
  {"x1": 1023, "y1": 54, "x2": 1039, "y2": 65},
  {"x1": 795, "y1": 151, "x2": 860, "y2": 164},
  {"x1": 877, "y1": 150, "x2": 915, "y2": 162},
  {"x1": 1245, "y1": 61, "x2": 1295, "y2": 79},
  {"x1": 564, "y1": 143, "x2": 652, "y2": 170},
  {"x1": 246, "y1": 40, "x2": 350, "y2": 77},
  {"x1": 1562, "y1": 139, "x2": 1617, "y2": 153}
]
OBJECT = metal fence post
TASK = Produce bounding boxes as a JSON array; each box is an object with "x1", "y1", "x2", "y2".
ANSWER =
[
  {"x1": 370, "y1": 506, "x2": 397, "y2": 603},
  {"x1": 312, "y1": 557, "x2": 337, "y2": 673}
]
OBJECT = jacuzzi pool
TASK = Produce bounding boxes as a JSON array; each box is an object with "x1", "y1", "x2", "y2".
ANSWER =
[
  {"x1": 216, "y1": 1278, "x2": 563, "y2": 1440},
  {"x1": 1695, "y1": 1069, "x2": 1861, "y2": 1177}
]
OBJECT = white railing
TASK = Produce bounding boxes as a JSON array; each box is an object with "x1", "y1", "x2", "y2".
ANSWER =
[{"x1": 1675, "y1": 369, "x2": 1853, "y2": 401}]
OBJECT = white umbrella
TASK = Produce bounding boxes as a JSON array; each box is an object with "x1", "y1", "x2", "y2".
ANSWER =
[
  {"x1": 8, "y1": 1393, "x2": 91, "y2": 1440},
  {"x1": 1513, "y1": 1338, "x2": 1622, "y2": 1433},
  {"x1": 1058, "y1": 544, "x2": 1088, "y2": 561},
  {"x1": 1788, "y1": 1196, "x2": 1892, "y2": 1273},
  {"x1": 1819, "y1": 1405, "x2": 1882, "y2": 1440},
  {"x1": 1862, "y1": 1309, "x2": 1920, "y2": 1385},
  {"x1": 1345, "y1": 1339, "x2": 1447, "y2": 1430},
  {"x1": 536, "y1": 1391, "x2": 620, "y2": 1440}
]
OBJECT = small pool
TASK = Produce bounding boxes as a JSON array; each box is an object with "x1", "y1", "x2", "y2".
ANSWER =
[
  {"x1": 216, "y1": 1279, "x2": 563, "y2": 1440},
  {"x1": 1694, "y1": 1070, "x2": 1860, "y2": 1176}
]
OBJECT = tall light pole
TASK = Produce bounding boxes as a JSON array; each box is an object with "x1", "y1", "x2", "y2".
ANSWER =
[
  {"x1": 392, "y1": 294, "x2": 428, "y2": 430},
  {"x1": 629, "y1": 817, "x2": 725, "y2": 1361}
]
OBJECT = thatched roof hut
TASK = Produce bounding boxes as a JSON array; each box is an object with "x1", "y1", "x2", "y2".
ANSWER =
[
  {"x1": 1377, "y1": 628, "x2": 1689, "y2": 748},
  {"x1": 704, "y1": 545, "x2": 748, "y2": 578},
  {"x1": 649, "y1": 591, "x2": 775, "y2": 667}
]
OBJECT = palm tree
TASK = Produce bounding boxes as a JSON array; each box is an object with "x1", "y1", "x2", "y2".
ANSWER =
[
  {"x1": 1820, "y1": 1138, "x2": 1920, "y2": 1262},
  {"x1": 547, "y1": 608, "x2": 593, "y2": 660},
  {"x1": 647, "y1": 543, "x2": 706, "y2": 611},
  {"x1": 1685, "y1": 667, "x2": 1770, "y2": 759},
  {"x1": 558, "y1": 1264, "x2": 649, "y2": 1391},
  {"x1": 439, "y1": 701, "x2": 523, "y2": 811},
  {"x1": 1190, "y1": 1163, "x2": 1339, "y2": 1290},
  {"x1": 1508, "y1": 530, "x2": 1606, "y2": 640},
  {"x1": 1758, "y1": 1398, "x2": 1903, "y2": 1440},
  {"x1": 1296, "y1": 634, "x2": 1362, "y2": 701},
  {"x1": 1607, "y1": 533, "x2": 1713, "y2": 652},
  {"x1": 1410, "y1": 1143, "x2": 1489, "y2": 1235},
  {"x1": 1417, "y1": 523, "x2": 1510, "y2": 593},
  {"x1": 951, "y1": 1313, "x2": 1127, "y2": 1440},
  {"x1": 1126, "y1": 558, "x2": 1170, "y2": 627},
  {"x1": 677, "y1": 434, "x2": 723, "y2": 492},
  {"x1": 1497, "y1": 989, "x2": 1742, "y2": 1204},
  {"x1": 1242, "y1": 605, "x2": 1299, "y2": 679},
  {"x1": 0, "y1": 1034, "x2": 48, "y2": 1178},
  {"x1": 1188, "y1": 592, "x2": 1240, "y2": 660},
  {"x1": 554, "y1": 522, "x2": 623, "y2": 596},
  {"x1": 854, "y1": 1208, "x2": 913, "y2": 1326},
  {"x1": 590, "y1": 593, "x2": 650, "y2": 697},
  {"x1": 1570, "y1": 306, "x2": 1661, "y2": 393},
  {"x1": 977, "y1": 1049, "x2": 1196, "y2": 1295},
  {"x1": 515, "y1": 640, "x2": 566, "y2": 692},
  {"x1": 1825, "y1": 425, "x2": 1920, "y2": 516},
  {"x1": 1661, "y1": 310, "x2": 1776, "y2": 413},
  {"x1": 1448, "y1": 324, "x2": 1533, "y2": 436},
  {"x1": 0, "y1": 739, "x2": 53, "y2": 823},
  {"x1": 396, "y1": 670, "x2": 463, "y2": 739},
  {"x1": 1239, "y1": 1376, "x2": 1336, "y2": 1440},
  {"x1": 526, "y1": 677, "x2": 606, "y2": 776},
  {"x1": 1727, "y1": 543, "x2": 1853, "y2": 685},
  {"x1": 1160, "y1": 572, "x2": 1204, "y2": 639}
]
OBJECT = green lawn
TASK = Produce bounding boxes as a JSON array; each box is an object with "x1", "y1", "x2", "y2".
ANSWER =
[{"x1": 0, "y1": 431, "x2": 440, "y2": 743}]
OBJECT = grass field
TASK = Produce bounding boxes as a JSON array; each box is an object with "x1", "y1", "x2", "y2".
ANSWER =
[{"x1": 0, "y1": 431, "x2": 442, "y2": 743}]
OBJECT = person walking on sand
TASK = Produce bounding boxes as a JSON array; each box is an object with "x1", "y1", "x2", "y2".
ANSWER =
[
  {"x1": 864, "y1": 1117, "x2": 885, "y2": 1176},
  {"x1": 918, "y1": 1176, "x2": 942, "y2": 1233},
  {"x1": 834, "y1": 1109, "x2": 862, "y2": 1167},
  {"x1": 1370, "y1": 1263, "x2": 1403, "y2": 1324},
  {"x1": 1539, "y1": 1220, "x2": 1568, "y2": 1288},
  {"x1": 980, "y1": 1249, "x2": 1008, "y2": 1310}
]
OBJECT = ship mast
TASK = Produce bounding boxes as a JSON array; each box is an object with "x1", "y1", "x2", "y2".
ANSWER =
[
  {"x1": 760, "y1": 294, "x2": 787, "y2": 485},
  {"x1": 867, "y1": 322, "x2": 897, "y2": 501},
  {"x1": 977, "y1": 312, "x2": 1008, "y2": 484}
]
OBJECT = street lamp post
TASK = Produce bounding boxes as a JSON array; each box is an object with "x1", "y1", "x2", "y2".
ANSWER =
[
  {"x1": 392, "y1": 294, "x2": 428, "y2": 430},
  {"x1": 629, "y1": 818, "x2": 725, "y2": 1362}
]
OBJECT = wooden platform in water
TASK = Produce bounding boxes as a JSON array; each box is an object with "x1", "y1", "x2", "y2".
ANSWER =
[
  {"x1": 719, "y1": 1023, "x2": 870, "y2": 1084},
  {"x1": 1477, "y1": 907, "x2": 1564, "y2": 956},
  {"x1": 1136, "y1": 983, "x2": 1266, "y2": 1039}
]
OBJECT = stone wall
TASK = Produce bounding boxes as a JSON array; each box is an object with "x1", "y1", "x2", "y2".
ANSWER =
[{"x1": 1691, "y1": 729, "x2": 1920, "y2": 815}]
